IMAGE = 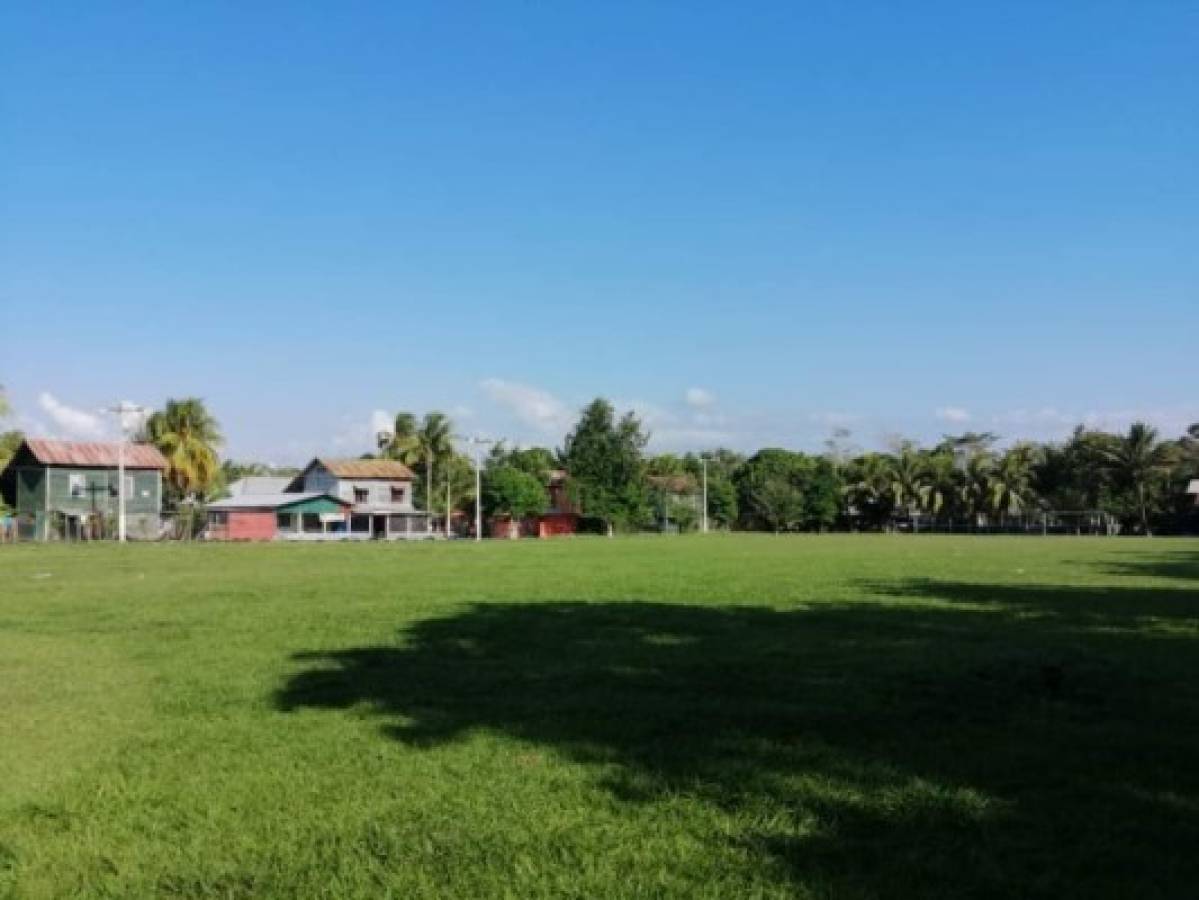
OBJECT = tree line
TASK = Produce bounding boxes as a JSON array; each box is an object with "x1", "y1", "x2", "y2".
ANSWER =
[
  {"x1": 380, "y1": 399, "x2": 1199, "y2": 536},
  {"x1": 1, "y1": 389, "x2": 1196, "y2": 535}
]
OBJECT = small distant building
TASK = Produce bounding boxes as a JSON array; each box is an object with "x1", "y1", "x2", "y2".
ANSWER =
[
  {"x1": 648, "y1": 473, "x2": 700, "y2": 533},
  {"x1": 1188, "y1": 479, "x2": 1199, "y2": 506},
  {"x1": 539, "y1": 469, "x2": 579, "y2": 537},
  {"x1": 204, "y1": 457, "x2": 430, "y2": 541},
  {"x1": 487, "y1": 469, "x2": 579, "y2": 539},
  {"x1": 0, "y1": 438, "x2": 166, "y2": 540},
  {"x1": 205, "y1": 492, "x2": 352, "y2": 541}
]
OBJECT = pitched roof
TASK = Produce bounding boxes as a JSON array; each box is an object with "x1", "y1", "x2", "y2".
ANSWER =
[
  {"x1": 22, "y1": 438, "x2": 167, "y2": 469},
  {"x1": 206, "y1": 492, "x2": 349, "y2": 511},
  {"x1": 226, "y1": 476, "x2": 292, "y2": 496},
  {"x1": 315, "y1": 458, "x2": 415, "y2": 479},
  {"x1": 648, "y1": 473, "x2": 698, "y2": 493}
]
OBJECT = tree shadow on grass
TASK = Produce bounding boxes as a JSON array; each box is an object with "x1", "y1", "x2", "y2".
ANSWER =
[
  {"x1": 277, "y1": 586, "x2": 1199, "y2": 898},
  {"x1": 1085, "y1": 548, "x2": 1199, "y2": 583}
]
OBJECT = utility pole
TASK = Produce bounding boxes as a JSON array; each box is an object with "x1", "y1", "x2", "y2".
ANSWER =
[
  {"x1": 102, "y1": 402, "x2": 146, "y2": 543},
  {"x1": 701, "y1": 454, "x2": 709, "y2": 534},
  {"x1": 455, "y1": 435, "x2": 495, "y2": 541}
]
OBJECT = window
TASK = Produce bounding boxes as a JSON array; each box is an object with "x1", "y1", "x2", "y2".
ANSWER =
[
  {"x1": 390, "y1": 486, "x2": 406, "y2": 503},
  {"x1": 208, "y1": 511, "x2": 228, "y2": 525},
  {"x1": 277, "y1": 513, "x2": 294, "y2": 530},
  {"x1": 302, "y1": 513, "x2": 323, "y2": 533},
  {"x1": 69, "y1": 473, "x2": 86, "y2": 498},
  {"x1": 354, "y1": 487, "x2": 369, "y2": 504}
]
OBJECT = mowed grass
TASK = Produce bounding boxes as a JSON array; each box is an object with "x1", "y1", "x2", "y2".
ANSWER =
[{"x1": 1, "y1": 536, "x2": 1197, "y2": 899}]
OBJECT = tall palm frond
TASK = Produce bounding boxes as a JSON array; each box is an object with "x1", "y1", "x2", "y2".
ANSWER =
[{"x1": 143, "y1": 398, "x2": 223, "y2": 501}]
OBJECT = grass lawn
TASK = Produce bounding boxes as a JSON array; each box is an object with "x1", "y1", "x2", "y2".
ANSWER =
[{"x1": 1, "y1": 535, "x2": 1197, "y2": 899}]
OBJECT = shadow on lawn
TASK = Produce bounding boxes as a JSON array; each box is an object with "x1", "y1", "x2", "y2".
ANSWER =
[
  {"x1": 277, "y1": 583, "x2": 1199, "y2": 898},
  {"x1": 1086, "y1": 548, "x2": 1199, "y2": 583}
]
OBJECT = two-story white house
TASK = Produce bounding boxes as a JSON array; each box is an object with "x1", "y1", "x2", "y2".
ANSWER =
[
  {"x1": 292, "y1": 457, "x2": 430, "y2": 539},
  {"x1": 204, "y1": 457, "x2": 432, "y2": 541}
]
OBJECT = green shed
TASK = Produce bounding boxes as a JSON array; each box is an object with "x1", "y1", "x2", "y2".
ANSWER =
[{"x1": 0, "y1": 438, "x2": 167, "y2": 540}]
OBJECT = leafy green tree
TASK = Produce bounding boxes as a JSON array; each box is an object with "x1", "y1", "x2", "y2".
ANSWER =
[
  {"x1": 746, "y1": 473, "x2": 803, "y2": 532},
  {"x1": 646, "y1": 453, "x2": 687, "y2": 476},
  {"x1": 483, "y1": 466, "x2": 549, "y2": 522},
  {"x1": 0, "y1": 429, "x2": 22, "y2": 474},
  {"x1": 0, "y1": 418, "x2": 20, "y2": 513},
  {"x1": 560, "y1": 399, "x2": 650, "y2": 532},
  {"x1": 704, "y1": 477, "x2": 738, "y2": 529},
  {"x1": 439, "y1": 451, "x2": 478, "y2": 534},
  {"x1": 680, "y1": 449, "x2": 743, "y2": 529},
  {"x1": 142, "y1": 398, "x2": 222, "y2": 502},
  {"x1": 736, "y1": 450, "x2": 843, "y2": 532},
  {"x1": 800, "y1": 456, "x2": 843, "y2": 530},
  {"x1": 487, "y1": 443, "x2": 556, "y2": 483}
]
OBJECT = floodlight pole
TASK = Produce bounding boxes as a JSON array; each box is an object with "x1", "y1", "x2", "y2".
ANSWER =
[
  {"x1": 455, "y1": 435, "x2": 495, "y2": 541},
  {"x1": 701, "y1": 455, "x2": 709, "y2": 534},
  {"x1": 102, "y1": 402, "x2": 146, "y2": 543}
]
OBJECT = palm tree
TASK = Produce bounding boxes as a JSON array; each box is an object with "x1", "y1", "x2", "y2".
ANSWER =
[
  {"x1": 844, "y1": 453, "x2": 894, "y2": 529},
  {"x1": 142, "y1": 398, "x2": 223, "y2": 505},
  {"x1": 989, "y1": 443, "x2": 1037, "y2": 521},
  {"x1": 1095, "y1": 421, "x2": 1175, "y2": 534},
  {"x1": 957, "y1": 453, "x2": 993, "y2": 524},
  {"x1": 416, "y1": 411, "x2": 453, "y2": 512},
  {"x1": 887, "y1": 446, "x2": 932, "y2": 524},
  {"x1": 378, "y1": 412, "x2": 420, "y2": 465}
]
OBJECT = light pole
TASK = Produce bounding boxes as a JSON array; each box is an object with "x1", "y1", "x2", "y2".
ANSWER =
[
  {"x1": 455, "y1": 434, "x2": 494, "y2": 541},
  {"x1": 701, "y1": 454, "x2": 709, "y2": 534},
  {"x1": 102, "y1": 402, "x2": 146, "y2": 543}
]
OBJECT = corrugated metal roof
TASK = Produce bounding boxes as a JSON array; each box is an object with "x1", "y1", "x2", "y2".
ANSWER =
[
  {"x1": 24, "y1": 438, "x2": 168, "y2": 469},
  {"x1": 317, "y1": 458, "x2": 415, "y2": 479},
  {"x1": 227, "y1": 476, "x2": 292, "y2": 495},
  {"x1": 207, "y1": 492, "x2": 349, "y2": 511}
]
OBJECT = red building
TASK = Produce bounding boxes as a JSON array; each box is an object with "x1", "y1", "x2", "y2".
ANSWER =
[
  {"x1": 487, "y1": 469, "x2": 579, "y2": 539},
  {"x1": 205, "y1": 493, "x2": 351, "y2": 541}
]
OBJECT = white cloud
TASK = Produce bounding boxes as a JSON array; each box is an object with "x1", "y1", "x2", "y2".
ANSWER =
[
  {"x1": 38, "y1": 392, "x2": 105, "y2": 438},
  {"x1": 480, "y1": 378, "x2": 572, "y2": 434},
  {"x1": 935, "y1": 406, "x2": 972, "y2": 424},
  {"x1": 684, "y1": 387, "x2": 715, "y2": 409}
]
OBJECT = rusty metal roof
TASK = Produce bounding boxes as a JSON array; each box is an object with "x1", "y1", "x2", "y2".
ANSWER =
[
  {"x1": 316, "y1": 458, "x2": 415, "y2": 479},
  {"x1": 648, "y1": 474, "x2": 698, "y2": 493},
  {"x1": 24, "y1": 438, "x2": 168, "y2": 469}
]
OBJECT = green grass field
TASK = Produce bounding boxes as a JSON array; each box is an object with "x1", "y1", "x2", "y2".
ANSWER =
[{"x1": 1, "y1": 536, "x2": 1197, "y2": 899}]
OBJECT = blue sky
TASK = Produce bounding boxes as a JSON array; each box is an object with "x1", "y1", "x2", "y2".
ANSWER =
[{"x1": 3, "y1": 1, "x2": 1196, "y2": 462}]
